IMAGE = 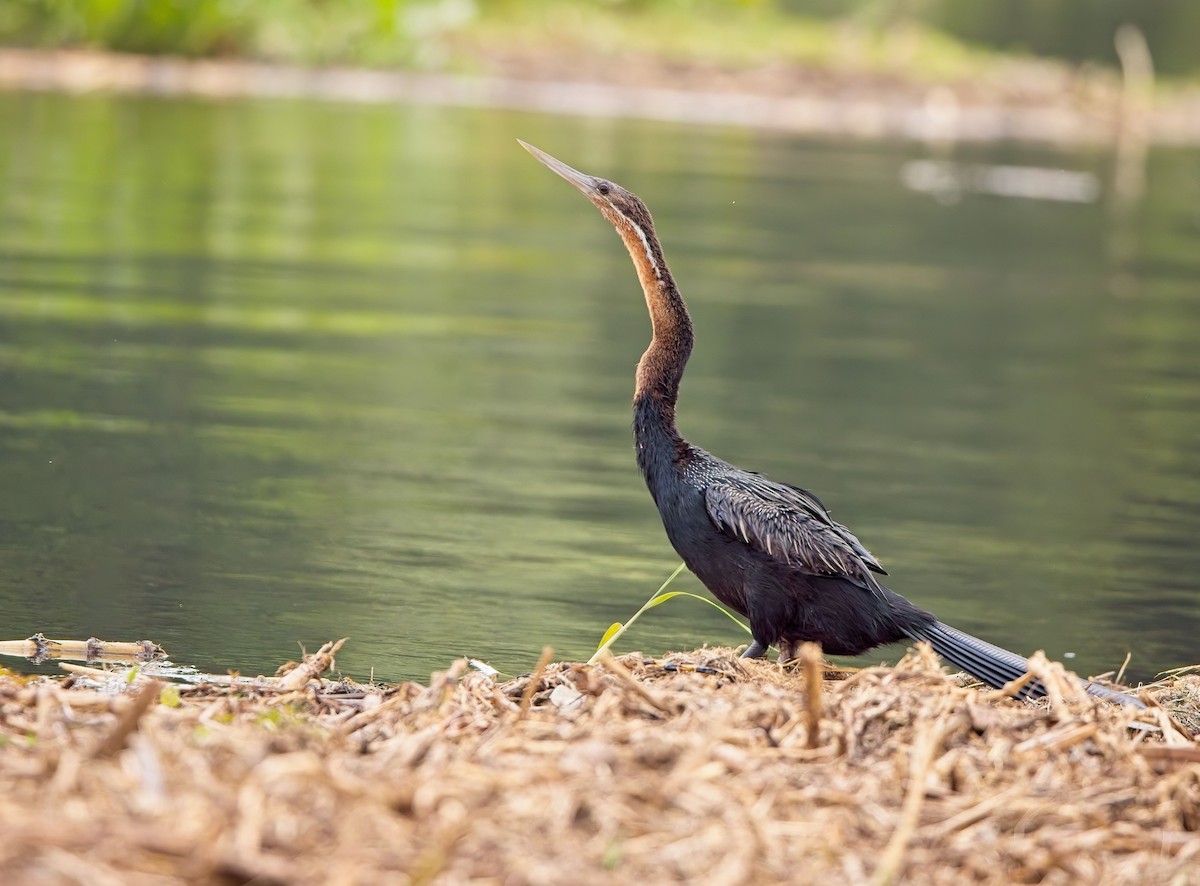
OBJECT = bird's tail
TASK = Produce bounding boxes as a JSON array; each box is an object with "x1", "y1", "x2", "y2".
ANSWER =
[{"x1": 908, "y1": 620, "x2": 1144, "y2": 708}]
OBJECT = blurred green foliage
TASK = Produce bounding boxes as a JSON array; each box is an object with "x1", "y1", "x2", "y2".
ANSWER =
[
  {"x1": 0, "y1": 0, "x2": 1197, "y2": 76},
  {"x1": 0, "y1": 0, "x2": 432, "y2": 64},
  {"x1": 925, "y1": 0, "x2": 1200, "y2": 77},
  {"x1": 784, "y1": 0, "x2": 1199, "y2": 76}
]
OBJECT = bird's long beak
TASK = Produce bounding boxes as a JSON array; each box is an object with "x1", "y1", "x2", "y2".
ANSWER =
[{"x1": 518, "y1": 140, "x2": 600, "y2": 198}]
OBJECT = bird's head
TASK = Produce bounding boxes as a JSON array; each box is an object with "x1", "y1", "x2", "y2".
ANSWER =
[{"x1": 519, "y1": 140, "x2": 664, "y2": 285}]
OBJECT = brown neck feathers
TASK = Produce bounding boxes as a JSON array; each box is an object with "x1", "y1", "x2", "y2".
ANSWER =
[{"x1": 609, "y1": 224, "x2": 692, "y2": 406}]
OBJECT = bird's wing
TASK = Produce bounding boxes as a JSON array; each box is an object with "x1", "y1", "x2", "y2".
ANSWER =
[{"x1": 703, "y1": 472, "x2": 887, "y2": 592}]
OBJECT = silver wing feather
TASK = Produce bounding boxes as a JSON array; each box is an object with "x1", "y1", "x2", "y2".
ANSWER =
[{"x1": 702, "y1": 472, "x2": 886, "y2": 593}]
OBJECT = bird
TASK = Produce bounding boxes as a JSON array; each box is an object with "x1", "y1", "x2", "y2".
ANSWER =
[{"x1": 519, "y1": 140, "x2": 1141, "y2": 707}]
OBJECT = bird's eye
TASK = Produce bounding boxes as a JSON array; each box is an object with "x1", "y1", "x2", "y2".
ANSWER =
[{"x1": 597, "y1": 182, "x2": 611, "y2": 195}]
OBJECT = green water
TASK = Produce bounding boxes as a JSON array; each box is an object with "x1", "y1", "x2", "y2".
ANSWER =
[{"x1": 0, "y1": 93, "x2": 1197, "y2": 684}]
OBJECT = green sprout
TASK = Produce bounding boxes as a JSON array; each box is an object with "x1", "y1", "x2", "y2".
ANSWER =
[{"x1": 588, "y1": 562, "x2": 751, "y2": 664}]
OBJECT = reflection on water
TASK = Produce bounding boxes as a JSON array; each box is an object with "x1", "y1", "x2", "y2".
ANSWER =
[
  {"x1": 900, "y1": 160, "x2": 1100, "y2": 204},
  {"x1": 0, "y1": 94, "x2": 1197, "y2": 684}
]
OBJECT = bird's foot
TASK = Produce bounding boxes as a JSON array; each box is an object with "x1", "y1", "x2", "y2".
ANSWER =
[{"x1": 740, "y1": 640, "x2": 768, "y2": 659}]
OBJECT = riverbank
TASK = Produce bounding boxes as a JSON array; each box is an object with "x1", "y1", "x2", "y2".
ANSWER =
[
  {"x1": 2, "y1": 43, "x2": 1199, "y2": 146},
  {"x1": 1, "y1": 642, "x2": 1197, "y2": 883}
]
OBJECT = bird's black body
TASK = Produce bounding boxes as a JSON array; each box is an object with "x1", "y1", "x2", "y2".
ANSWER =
[
  {"x1": 520, "y1": 140, "x2": 1140, "y2": 706},
  {"x1": 635, "y1": 394, "x2": 931, "y2": 659}
]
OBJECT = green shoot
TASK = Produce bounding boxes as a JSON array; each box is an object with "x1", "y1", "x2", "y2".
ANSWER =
[{"x1": 588, "y1": 562, "x2": 751, "y2": 664}]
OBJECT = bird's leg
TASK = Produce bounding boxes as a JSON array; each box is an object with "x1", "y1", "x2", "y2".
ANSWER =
[
  {"x1": 740, "y1": 640, "x2": 768, "y2": 659},
  {"x1": 743, "y1": 592, "x2": 787, "y2": 661}
]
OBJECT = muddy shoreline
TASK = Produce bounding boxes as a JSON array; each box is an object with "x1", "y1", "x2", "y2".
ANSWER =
[{"x1": 2, "y1": 47, "x2": 1198, "y2": 146}]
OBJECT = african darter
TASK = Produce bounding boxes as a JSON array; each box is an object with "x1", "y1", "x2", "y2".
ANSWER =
[{"x1": 520, "y1": 140, "x2": 1139, "y2": 706}]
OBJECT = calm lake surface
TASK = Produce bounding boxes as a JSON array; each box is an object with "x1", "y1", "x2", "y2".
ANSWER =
[{"x1": 0, "y1": 93, "x2": 1197, "y2": 684}]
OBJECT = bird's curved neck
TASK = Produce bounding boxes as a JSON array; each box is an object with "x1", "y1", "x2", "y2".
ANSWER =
[
  {"x1": 612, "y1": 218, "x2": 694, "y2": 473},
  {"x1": 609, "y1": 215, "x2": 694, "y2": 408},
  {"x1": 636, "y1": 274, "x2": 693, "y2": 408}
]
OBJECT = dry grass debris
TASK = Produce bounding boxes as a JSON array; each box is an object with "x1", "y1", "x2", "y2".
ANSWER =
[{"x1": 0, "y1": 642, "x2": 1198, "y2": 884}]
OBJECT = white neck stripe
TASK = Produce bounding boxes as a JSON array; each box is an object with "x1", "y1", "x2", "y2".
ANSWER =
[{"x1": 627, "y1": 218, "x2": 662, "y2": 281}]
